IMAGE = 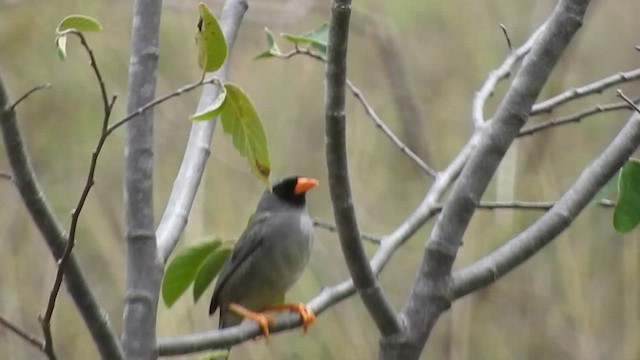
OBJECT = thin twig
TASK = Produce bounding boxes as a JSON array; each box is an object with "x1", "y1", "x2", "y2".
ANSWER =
[
  {"x1": 345, "y1": 80, "x2": 438, "y2": 178},
  {"x1": 9, "y1": 84, "x2": 52, "y2": 111},
  {"x1": 272, "y1": 47, "x2": 437, "y2": 178},
  {"x1": 472, "y1": 23, "x2": 547, "y2": 127},
  {"x1": 40, "y1": 31, "x2": 116, "y2": 360},
  {"x1": 519, "y1": 96, "x2": 639, "y2": 137},
  {"x1": 106, "y1": 77, "x2": 221, "y2": 135},
  {"x1": 313, "y1": 218, "x2": 382, "y2": 244},
  {"x1": 499, "y1": 24, "x2": 513, "y2": 51},
  {"x1": 0, "y1": 172, "x2": 11, "y2": 180},
  {"x1": 531, "y1": 68, "x2": 640, "y2": 115},
  {"x1": 0, "y1": 314, "x2": 45, "y2": 351},
  {"x1": 617, "y1": 89, "x2": 640, "y2": 114}
]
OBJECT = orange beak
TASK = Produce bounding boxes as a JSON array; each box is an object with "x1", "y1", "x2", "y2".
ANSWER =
[{"x1": 294, "y1": 177, "x2": 319, "y2": 195}]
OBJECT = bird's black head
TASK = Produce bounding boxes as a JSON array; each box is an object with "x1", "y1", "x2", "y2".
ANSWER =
[{"x1": 271, "y1": 176, "x2": 319, "y2": 206}]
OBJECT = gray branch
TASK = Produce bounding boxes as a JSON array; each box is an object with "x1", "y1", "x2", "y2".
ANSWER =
[
  {"x1": 324, "y1": 0, "x2": 401, "y2": 336},
  {"x1": 472, "y1": 23, "x2": 547, "y2": 127},
  {"x1": 156, "y1": 0, "x2": 248, "y2": 263},
  {"x1": 121, "y1": 0, "x2": 163, "y2": 358},
  {"x1": 452, "y1": 111, "x2": 640, "y2": 298},
  {"x1": 0, "y1": 75, "x2": 123, "y2": 359},
  {"x1": 531, "y1": 67, "x2": 640, "y2": 115},
  {"x1": 380, "y1": 1, "x2": 592, "y2": 359}
]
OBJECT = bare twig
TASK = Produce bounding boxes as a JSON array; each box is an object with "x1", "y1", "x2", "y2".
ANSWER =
[
  {"x1": 39, "y1": 30, "x2": 117, "y2": 360},
  {"x1": 313, "y1": 218, "x2": 382, "y2": 244},
  {"x1": 519, "y1": 96, "x2": 639, "y2": 137},
  {"x1": 325, "y1": 0, "x2": 401, "y2": 336},
  {"x1": 0, "y1": 314, "x2": 45, "y2": 351},
  {"x1": 346, "y1": 80, "x2": 437, "y2": 178},
  {"x1": 9, "y1": 83, "x2": 51, "y2": 111},
  {"x1": 617, "y1": 89, "x2": 640, "y2": 114},
  {"x1": 272, "y1": 48, "x2": 437, "y2": 178},
  {"x1": 0, "y1": 172, "x2": 11, "y2": 180},
  {"x1": 531, "y1": 68, "x2": 640, "y2": 115},
  {"x1": 472, "y1": 23, "x2": 547, "y2": 127},
  {"x1": 499, "y1": 24, "x2": 513, "y2": 51},
  {"x1": 107, "y1": 78, "x2": 221, "y2": 135},
  {"x1": 435, "y1": 200, "x2": 555, "y2": 211}
]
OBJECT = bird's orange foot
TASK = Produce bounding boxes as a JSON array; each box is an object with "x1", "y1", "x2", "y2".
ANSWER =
[
  {"x1": 261, "y1": 303, "x2": 316, "y2": 333},
  {"x1": 228, "y1": 303, "x2": 276, "y2": 342}
]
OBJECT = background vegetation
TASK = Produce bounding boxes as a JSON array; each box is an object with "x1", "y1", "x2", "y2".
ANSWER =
[{"x1": 1, "y1": 0, "x2": 639, "y2": 359}]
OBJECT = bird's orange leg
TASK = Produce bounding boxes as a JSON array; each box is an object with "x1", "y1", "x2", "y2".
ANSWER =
[
  {"x1": 228, "y1": 303, "x2": 276, "y2": 342},
  {"x1": 260, "y1": 303, "x2": 316, "y2": 333}
]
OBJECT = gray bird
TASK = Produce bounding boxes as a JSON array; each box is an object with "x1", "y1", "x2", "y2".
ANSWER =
[{"x1": 209, "y1": 176, "x2": 318, "y2": 341}]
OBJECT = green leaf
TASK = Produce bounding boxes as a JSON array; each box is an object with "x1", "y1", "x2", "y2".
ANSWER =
[
  {"x1": 197, "y1": 2, "x2": 228, "y2": 72},
  {"x1": 193, "y1": 247, "x2": 232, "y2": 302},
  {"x1": 613, "y1": 159, "x2": 640, "y2": 233},
  {"x1": 254, "y1": 28, "x2": 282, "y2": 60},
  {"x1": 55, "y1": 35, "x2": 68, "y2": 60},
  {"x1": 282, "y1": 23, "x2": 328, "y2": 59},
  {"x1": 190, "y1": 83, "x2": 227, "y2": 121},
  {"x1": 162, "y1": 239, "x2": 222, "y2": 307},
  {"x1": 220, "y1": 83, "x2": 271, "y2": 184},
  {"x1": 57, "y1": 15, "x2": 103, "y2": 33}
]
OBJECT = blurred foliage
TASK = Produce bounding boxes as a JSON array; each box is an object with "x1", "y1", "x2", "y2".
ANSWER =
[{"x1": 1, "y1": 0, "x2": 640, "y2": 359}]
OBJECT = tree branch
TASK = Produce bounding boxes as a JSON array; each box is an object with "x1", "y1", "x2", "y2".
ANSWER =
[
  {"x1": 531, "y1": 67, "x2": 640, "y2": 115},
  {"x1": 452, "y1": 111, "x2": 640, "y2": 299},
  {"x1": 39, "y1": 31, "x2": 117, "y2": 360},
  {"x1": 383, "y1": 2, "x2": 592, "y2": 359},
  {"x1": 121, "y1": 0, "x2": 163, "y2": 358},
  {"x1": 325, "y1": 0, "x2": 401, "y2": 336},
  {"x1": 0, "y1": 314, "x2": 45, "y2": 352},
  {"x1": 156, "y1": 0, "x2": 249, "y2": 263},
  {"x1": 519, "y1": 96, "x2": 639, "y2": 136},
  {"x1": 9, "y1": 83, "x2": 51, "y2": 111},
  {"x1": 472, "y1": 23, "x2": 546, "y2": 127},
  {"x1": 0, "y1": 73, "x2": 123, "y2": 360},
  {"x1": 313, "y1": 218, "x2": 382, "y2": 244},
  {"x1": 272, "y1": 49, "x2": 437, "y2": 178}
]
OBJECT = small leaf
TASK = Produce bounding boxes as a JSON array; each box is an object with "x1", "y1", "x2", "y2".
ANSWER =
[
  {"x1": 193, "y1": 247, "x2": 232, "y2": 302},
  {"x1": 57, "y1": 15, "x2": 102, "y2": 33},
  {"x1": 281, "y1": 24, "x2": 328, "y2": 59},
  {"x1": 190, "y1": 84, "x2": 227, "y2": 121},
  {"x1": 197, "y1": 2, "x2": 227, "y2": 72},
  {"x1": 55, "y1": 35, "x2": 68, "y2": 60},
  {"x1": 255, "y1": 28, "x2": 283, "y2": 60},
  {"x1": 162, "y1": 239, "x2": 222, "y2": 307},
  {"x1": 220, "y1": 83, "x2": 271, "y2": 184},
  {"x1": 613, "y1": 159, "x2": 640, "y2": 233}
]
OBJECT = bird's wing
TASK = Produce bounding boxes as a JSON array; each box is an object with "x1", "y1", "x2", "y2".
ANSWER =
[{"x1": 209, "y1": 211, "x2": 271, "y2": 314}]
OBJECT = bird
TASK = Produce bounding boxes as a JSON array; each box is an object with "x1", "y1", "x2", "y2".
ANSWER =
[{"x1": 209, "y1": 175, "x2": 319, "y2": 342}]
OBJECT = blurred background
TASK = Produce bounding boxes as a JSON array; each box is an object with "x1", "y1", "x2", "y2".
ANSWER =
[{"x1": 1, "y1": 0, "x2": 640, "y2": 359}]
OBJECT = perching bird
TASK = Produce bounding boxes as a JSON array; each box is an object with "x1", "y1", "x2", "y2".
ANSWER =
[{"x1": 209, "y1": 176, "x2": 319, "y2": 341}]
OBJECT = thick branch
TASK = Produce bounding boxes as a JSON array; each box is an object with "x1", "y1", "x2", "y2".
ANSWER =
[
  {"x1": 452, "y1": 111, "x2": 640, "y2": 298},
  {"x1": 156, "y1": 0, "x2": 248, "y2": 262},
  {"x1": 325, "y1": 0, "x2": 401, "y2": 336},
  {"x1": 121, "y1": 0, "x2": 163, "y2": 358},
  {"x1": 384, "y1": 2, "x2": 592, "y2": 359},
  {"x1": 0, "y1": 74, "x2": 123, "y2": 359}
]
